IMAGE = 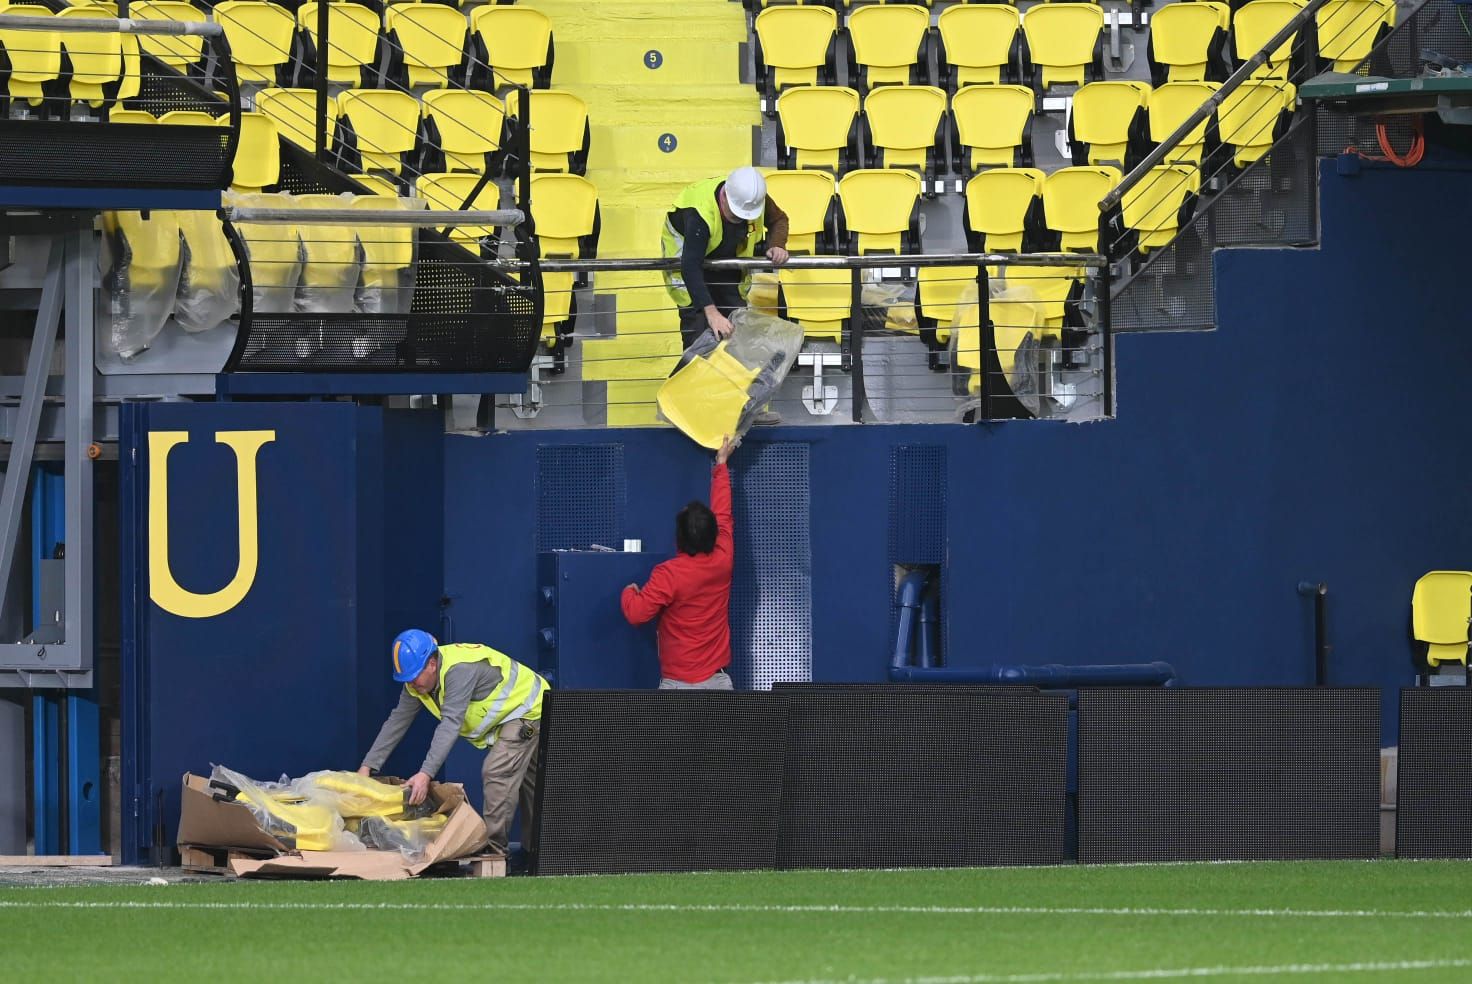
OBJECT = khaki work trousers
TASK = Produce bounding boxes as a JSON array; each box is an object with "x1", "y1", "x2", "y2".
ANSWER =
[{"x1": 481, "y1": 719, "x2": 540, "y2": 856}]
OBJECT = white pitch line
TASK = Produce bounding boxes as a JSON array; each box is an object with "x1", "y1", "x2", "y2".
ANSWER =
[
  {"x1": 753, "y1": 958, "x2": 1472, "y2": 984},
  {"x1": 1, "y1": 900, "x2": 1472, "y2": 920}
]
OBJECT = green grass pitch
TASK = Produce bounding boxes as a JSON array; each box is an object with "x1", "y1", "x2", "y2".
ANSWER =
[{"x1": 3, "y1": 860, "x2": 1472, "y2": 982}]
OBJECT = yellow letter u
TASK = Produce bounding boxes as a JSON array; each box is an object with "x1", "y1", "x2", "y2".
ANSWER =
[{"x1": 148, "y1": 430, "x2": 276, "y2": 619}]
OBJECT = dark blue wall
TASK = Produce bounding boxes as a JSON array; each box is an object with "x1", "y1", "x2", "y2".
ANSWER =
[{"x1": 444, "y1": 164, "x2": 1472, "y2": 743}]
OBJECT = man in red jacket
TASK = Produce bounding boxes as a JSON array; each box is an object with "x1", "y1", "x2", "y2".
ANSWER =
[{"x1": 621, "y1": 436, "x2": 739, "y2": 689}]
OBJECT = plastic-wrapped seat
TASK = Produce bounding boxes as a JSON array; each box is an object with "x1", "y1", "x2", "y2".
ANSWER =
[
  {"x1": 951, "y1": 84, "x2": 1034, "y2": 172},
  {"x1": 295, "y1": 194, "x2": 363, "y2": 314},
  {"x1": 1232, "y1": 0, "x2": 1308, "y2": 81},
  {"x1": 100, "y1": 210, "x2": 182, "y2": 358},
  {"x1": 1068, "y1": 81, "x2": 1150, "y2": 168},
  {"x1": 229, "y1": 193, "x2": 304, "y2": 315},
  {"x1": 762, "y1": 169, "x2": 838, "y2": 254},
  {"x1": 414, "y1": 172, "x2": 500, "y2": 252},
  {"x1": 505, "y1": 88, "x2": 589, "y2": 174},
  {"x1": 1412, "y1": 571, "x2": 1472, "y2": 668},
  {"x1": 964, "y1": 167, "x2": 1045, "y2": 253},
  {"x1": 0, "y1": 8, "x2": 60, "y2": 113},
  {"x1": 214, "y1": 1, "x2": 295, "y2": 86},
  {"x1": 350, "y1": 193, "x2": 420, "y2": 315},
  {"x1": 132, "y1": 1, "x2": 209, "y2": 74},
  {"x1": 1149, "y1": 80, "x2": 1220, "y2": 166},
  {"x1": 334, "y1": 88, "x2": 420, "y2": 176},
  {"x1": 56, "y1": 5, "x2": 124, "y2": 111},
  {"x1": 384, "y1": 2, "x2": 468, "y2": 88},
  {"x1": 469, "y1": 5, "x2": 553, "y2": 90},
  {"x1": 837, "y1": 168, "x2": 922, "y2": 254},
  {"x1": 848, "y1": 3, "x2": 930, "y2": 91},
  {"x1": 1002, "y1": 264, "x2": 1085, "y2": 337},
  {"x1": 1042, "y1": 165, "x2": 1120, "y2": 252},
  {"x1": 754, "y1": 4, "x2": 837, "y2": 100},
  {"x1": 776, "y1": 85, "x2": 859, "y2": 172},
  {"x1": 419, "y1": 89, "x2": 504, "y2": 174},
  {"x1": 862, "y1": 85, "x2": 947, "y2": 181},
  {"x1": 1217, "y1": 79, "x2": 1295, "y2": 166},
  {"x1": 917, "y1": 265, "x2": 980, "y2": 360},
  {"x1": 255, "y1": 86, "x2": 337, "y2": 151},
  {"x1": 1146, "y1": 1, "x2": 1230, "y2": 86},
  {"x1": 529, "y1": 172, "x2": 600, "y2": 349},
  {"x1": 1317, "y1": 0, "x2": 1395, "y2": 72},
  {"x1": 171, "y1": 206, "x2": 240, "y2": 334},
  {"x1": 1022, "y1": 3, "x2": 1105, "y2": 93},
  {"x1": 938, "y1": 3, "x2": 1023, "y2": 89},
  {"x1": 1120, "y1": 164, "x2": 1199, "y2": 253},
  {"x1": 296, "y1": 2, "x2": 380, "y2": 87}
]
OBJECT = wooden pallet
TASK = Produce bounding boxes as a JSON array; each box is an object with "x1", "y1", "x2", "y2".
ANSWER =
[{"x1": 178, "y1": 845, "x2": 507, "y2": 878}]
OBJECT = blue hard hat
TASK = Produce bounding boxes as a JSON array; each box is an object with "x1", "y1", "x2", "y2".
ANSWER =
[{"x1": 391, "y1": 629, "x2": 437, "y2": 683}]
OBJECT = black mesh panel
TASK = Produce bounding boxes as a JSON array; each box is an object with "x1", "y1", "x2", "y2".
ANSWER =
[{"x1": 1397, "y1": 688, "x2": 1472, "y2": 859}]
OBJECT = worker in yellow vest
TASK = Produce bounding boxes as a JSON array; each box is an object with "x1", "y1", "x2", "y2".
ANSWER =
[
  {"x1": 359, "y1": 629, "x2": 547, "y2": 857},
  {"x1": 662, "y1": 167, "x2": 791, "y2": 424}
]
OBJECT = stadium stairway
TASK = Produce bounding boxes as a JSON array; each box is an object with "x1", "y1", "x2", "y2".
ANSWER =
[{"x1": 523, "y1": 0, "x2": 758, "y2": 425}]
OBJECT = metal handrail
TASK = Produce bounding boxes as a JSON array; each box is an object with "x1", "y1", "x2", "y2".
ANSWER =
[
  {"x1": 1100, "y1": 0, "x2": 1335, "y2": 213},
  {"x1": 225, "y1": 207, "x2": 527, "y2": 226},
  {"x1": 520, "y1": 252, "x2": 1107, "y2": 274},
  {"x1": 0, "y1": 14, "x2": 223, "y2": 36}
]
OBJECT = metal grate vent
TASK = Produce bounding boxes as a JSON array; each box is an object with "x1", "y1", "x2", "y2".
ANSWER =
[{"x1": 535, "y1": 444, "x2": 625, "y2": 552}]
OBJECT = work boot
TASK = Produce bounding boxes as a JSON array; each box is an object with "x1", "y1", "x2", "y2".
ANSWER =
[{"x1": 751, "y1": 407, "x2": 782, "y2": 426}]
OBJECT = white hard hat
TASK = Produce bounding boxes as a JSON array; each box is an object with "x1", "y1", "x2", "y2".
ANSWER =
[{"x1": 725, "y1": 167, "x2": 767, "y2": 221}]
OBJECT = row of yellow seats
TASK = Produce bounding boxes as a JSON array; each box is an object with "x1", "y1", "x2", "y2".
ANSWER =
[
  {"x1": 106, "y1": 107, "x2": 283, "y2": 190},
  {"x1": 0, "y1": 4, "x2": 146, "y2": 110},
  {"x1": 211, "y1": 0, "x2": 551, "y2": 88}
]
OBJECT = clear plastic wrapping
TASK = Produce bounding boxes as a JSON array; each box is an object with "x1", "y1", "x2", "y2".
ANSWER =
[
  {"x1": 290, "y1": 770, "x2": 408, "y2": 819},
  {"x1": 296, "y1": 193, "x2": 362, "y2": 315},
  {"x1": 208, "y1": 764, "x2": 364, "y2": 852},
  {"x1": 860, "y1": 272, "x2": 918, "y2": 333},
  {"x1": 99, "y1": 211, "x2": 183, "y2": 360},
  {"x1": 358, "y1": 814, "x2": 449, "y2": 863},
  {"x1": 226, "y1": 192, "x2": 304, "y2": 315},
  {"x1": 354, "y1": 195, "x2": 422, "y2": 316},
  {"x1": 948, "y1": 274, "x2": 1048, "y2": 419},
  {"x1": 172, "y1": 210, "x2": 240, "y2": 335}
]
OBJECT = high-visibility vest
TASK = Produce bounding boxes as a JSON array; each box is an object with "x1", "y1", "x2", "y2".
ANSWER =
[
  {"x1": 661, "y1": 176, "x2": 766, "y2": 308},
  {"x1": 408, "y1": 643, "x2": 547, "y2": 749}
]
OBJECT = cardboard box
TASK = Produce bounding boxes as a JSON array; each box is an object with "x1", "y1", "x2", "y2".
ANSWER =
[{"x1": 177, "y1": 773, "x2": 490, "y2": 880}]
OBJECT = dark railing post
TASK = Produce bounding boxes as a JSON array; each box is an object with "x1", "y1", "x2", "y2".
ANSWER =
[
  {"x1": 515, "y1": 85, "x2": 535, "y2": 258},
  {"x1": 849, "y1": 266, "x2": 864, "y2": 423},
  {"x1": 1098, "y1": 212, "x2": 1115, "y2": 418},
  {"x1": 975, "y1": 263, "x2": 989, "y2": 423},
  {"x1": 314, "y1": 0, "x2": 330, "y2": 163}
]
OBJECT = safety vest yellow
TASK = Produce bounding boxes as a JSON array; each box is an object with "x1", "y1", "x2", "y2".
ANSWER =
[
  {"x1": 408, "y1": 643, "x2": 547, "y2": 749},
  {"x1": 661, "y1": 176, "x2": 766, "y2": 308}
]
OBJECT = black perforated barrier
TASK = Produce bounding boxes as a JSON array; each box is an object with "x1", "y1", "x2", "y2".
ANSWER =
[
  {"x1": 1077, "y1": 689, "x2": 1380, "y2": 863},
  {"x1": 532, "y1": 691, "x2": 788, "y2": 875},
  {"x1": 1396, "y1": 689, "x2": 1472, "y2": 859},
  {"x1": 773, "y1": 685, "x2": 1068, "y2": 868}
]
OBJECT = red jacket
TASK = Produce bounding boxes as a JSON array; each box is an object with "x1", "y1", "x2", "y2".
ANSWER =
[{"x1": 621, "y1": 463, "x2": 733, "y2": 683}]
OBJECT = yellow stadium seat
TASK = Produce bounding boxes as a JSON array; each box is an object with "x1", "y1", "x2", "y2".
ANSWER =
[
  {"x1": 754, "y1": 5, "x2": 837, "y2": 99},
  {"x1": 1317, "y1": 0, "x2": 1395, "y2": 73},
  {"x1": 964, "y1": 167, "x2": 1045, "y2": 253},
  {"x1": 777, "y1": 266, "x2": 850, "y2": 343},
  {"x1": 1003, "y1": 264, "x2": 1085, "y2": 336},
  {"x1": 530, "y1": 172, "x2": 599, "y2": 347},
  {"x1": 350, "y1": 193, "x2": 420, "y2": 315},
  {"x1": 297, "y1": 1, "x2": 379, "y2": 87},
  {"x1": 157, "y1": 109, "x2": 218, "y2": 126},
  {"x1": 505, "y1": 88, "x2": 589, "y2": 174},
  {"x1": 254, "y1": 86, "x2": 337, "y2": 152},
  {"x1": 1149, "y1": 80, "x2": 1220, "y2": 166},
  {"x1": 1023, "y1": 3, "x2": 1105, "y2": 92},
  {"x1": 214, "y1": 1, "x2": 295, "y2": 86},
  {"x1": 351, "y1": 173, "x2": 400, "y2": 196},
  {"x1": 1069, "y1": 81, "x2": 1150, "y2": 168},
  {"x1": 296, "y1": 194, "x2": 363, "y2": 314},
  {"x1": 232, "y1": 197, "x2": 302, "y2": 315},
  {"x1": 848, "y1": 3, "x2": 930, "y2": 90},
  {"x1": 863, "y1": 84, "x2": 947, "y2": 180},
  {"x1": 57, "y1": 5, "x2": 123, "y2": 109},
  {"x1": 335, "y1": 88, "x2": 420, "y2": 176},
  {"x1": 951, "y1": 84, "x2": 1034, "y2": 172},
  {"x1": 110, "y1": 108, "x2": 157, "y2": 125},
  {"x1": 937, "y1": 3, "x2": 1022, "y2": 89},
  {"x1": 0, "y1": 8, "x2": 59, "y2": 111},
  {"x1": 1412, "y1": 571, "x2": 1472, "y2": 668},
  {"x1": 1218, "y1": 80, "x2": 1295, "y2": 167},
  {"x1": 385, "y1": 2, "x2": 467, "y2": 88},
  {"x1": 131, "y1": 1, "x2": 208, "y2": 73},
  {"x1": 414, "y1": 172, "x2": 500, "y2": 251},
  {"x1": 657, "y1": 342, "x2": 760, "y2": 450},
  {"x1": 1232, "y1": 0, "x2": 1308, "y2": 81},
  {"x1": 1120, "y1": 164, "x2": 1199, "y2": 253},
  {"x1": 420, "y1": 88, "x2": 504, "y2": 174},
  {"x1": 916, "y1": 265, "x2": 979, "y2": 362},
  {"x1": 1043, "y1": 166, "x2": 1120, "y2": 252},
  {"x1": 837, "y1": 168, "x2": 922, "y2": 255},
  {"x1": 1146, "y1": 1, "x2": 1229, "y2": 85},
  {"x1": 101, "y1": 209, "x2": 181, "y2": 345},
  {"x1": 762, "y1": 169, "x2": 836, "y2": 255},
  {"x1": 470, "y1": 5, "x2": 553, "y2": 90},
  {"x1": 171, "y1": 207, "x2": 239, "y2": 331},
  {"x1": 233, "y1": 111, "x2": 281, "y2": 192},
  {"x1": 776, "y1": 85, "x2": 859, "y2": 172}
]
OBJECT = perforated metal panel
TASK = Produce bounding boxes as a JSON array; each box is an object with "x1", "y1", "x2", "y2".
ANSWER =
[
  {"x1": 731, "y1": 444, "x2": 811, "y2": 690},
  {"x1": 533, "y1": 691, "x2": 788, "y2": 875},
  {"x1": 889, "y1": 446, "x2": 947, "y2": 565},
  {"x1": 535, "y1": 444, "x2": 625, "y2": 551},
  {"x1": 1078, "y1": 689, "x2": 1380, "y2": 863},
  {"x1": 1397, "y1": 688, "x2": 1472, "y2": 858},
  {"x1": 773, "y1": 685, "x2": 1068, "y2": 868}
]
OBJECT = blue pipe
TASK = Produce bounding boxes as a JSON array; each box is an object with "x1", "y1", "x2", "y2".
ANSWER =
[
  {"x1": 888, "y1": 662, "x2": 1178, "y2": 687},
  {"x1": 890, "y1": 570, "x2": 931, "y2": 670},
  {"x1": 917, "y1": 580, "x2": 941, "y2": 669}
]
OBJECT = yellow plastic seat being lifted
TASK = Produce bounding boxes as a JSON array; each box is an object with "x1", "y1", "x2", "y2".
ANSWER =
[
  {"x1": 848, "y1": 3, "x2": 930, "y2": 90},
  {"x1": 1147, "y1": 1, "x2": 1230, "y2": 84},
  {"x1": 938, "y1": 3, "x2": 1021, "y2": 88},
  {"x1": 964, "y1": 167, "x2": 1045, "y2": 252},
  {"x1": 952, "y1": 84, "x2": 1034, "y2": 171},
  {"x1": 1318, "y1": 0, "x2": 1396, "y2": 72},
  {"x1": 657, "y1": 341, "x2": 761, "y2": 450},
  {"x1": 754, "y1": 5, "x2": 837, "y2": 94},
  {"x1": 776, "y1": 85, "x2": 859, "y2": 172},
  {"x1": 214, "y1": 1, "x2": 295, "y2": 86},
  {"x1": 1149, "y1": 81, "x2": 1220, "y2": 166},
  {"x1": 1412, "y1": 571, "x2": 1472, "y2": 667}
]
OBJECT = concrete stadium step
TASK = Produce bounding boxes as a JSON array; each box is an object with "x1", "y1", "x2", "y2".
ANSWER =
[
  {"x1": 605, "y1": 380, "x2": 669, "y2": 427},
  {"x1": 590, "y1": 170, "x2": 733, "y2": 209},
  {"x1": 594, "y1": 206, "x2": 668, "y2": 259},
  {"x1": 582, "y1": 330, "x2": 681, "y2": 383},
  {"x1": 525, "y1": 0, "x2": 747, "y2": 41},
  {"x1": 589, "y1": 124, "x2": 755, "y2": 177},
  {"x1": 555, "y1": 40, "x2": 744, "y2": 87},
  {"x1": 570, "y1": 85, "x2": 759, "y2": 126}
]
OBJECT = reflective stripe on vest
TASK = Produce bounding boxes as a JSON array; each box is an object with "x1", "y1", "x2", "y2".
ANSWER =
[
  {"x1": 409, "y1": 643, "x2": 548, "y2": 750},
  {"x1": 661, "y1": 176, "x2": 765, "y2": 308}
]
